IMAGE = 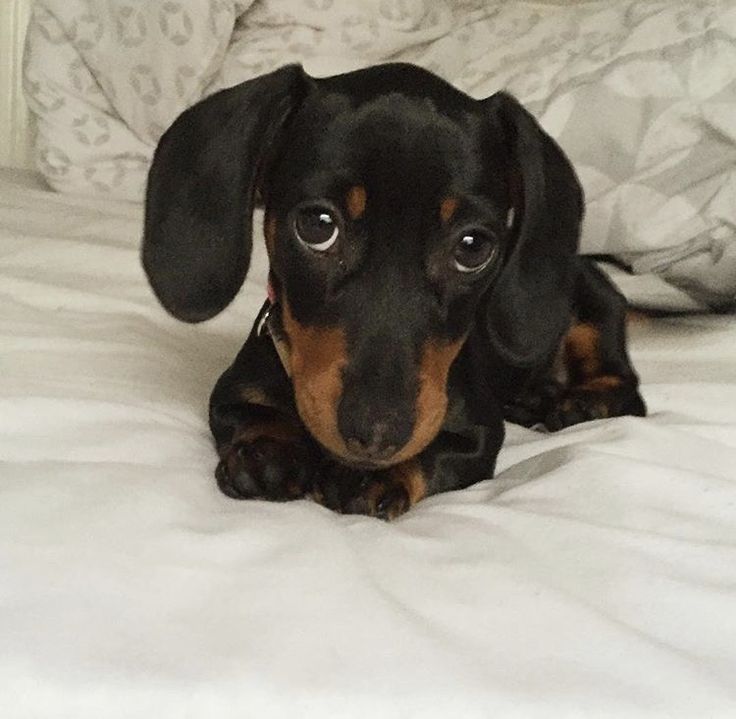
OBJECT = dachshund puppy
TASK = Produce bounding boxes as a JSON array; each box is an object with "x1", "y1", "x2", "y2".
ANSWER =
[{"x1": 143, "y1": 63, "x2": 645, "y2": 519}]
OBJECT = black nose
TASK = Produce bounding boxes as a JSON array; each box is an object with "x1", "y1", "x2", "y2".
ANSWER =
[
  {"x1": 338, "y1": 407, "x2": 413, "y2": 463},
  {"x1": 344, "y1": 421, "x2": 399, "y2": 462}
]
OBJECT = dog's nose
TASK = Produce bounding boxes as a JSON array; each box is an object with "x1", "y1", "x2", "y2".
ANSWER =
[{"x1": 343, "y1": 420, "x2": 402, "y2": 462}]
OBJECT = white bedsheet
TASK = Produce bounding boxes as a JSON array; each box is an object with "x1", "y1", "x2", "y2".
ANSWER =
[{"x1": 1, "y1": 167, "x2": 736, "y2": 718}]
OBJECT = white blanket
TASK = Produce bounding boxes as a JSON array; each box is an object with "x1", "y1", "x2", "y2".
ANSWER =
[{"x1": 2, "y1": 168, "x2": 736, "y2": 717}]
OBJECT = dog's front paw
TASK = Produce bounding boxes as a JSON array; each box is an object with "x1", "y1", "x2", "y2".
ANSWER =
[
  {"x1": 504, "y1": 379, "x2": 563, "y2": 427},
  {"x1": 312, "y1": 463, "x2": 417, "y2": 520},
  {"x1": 216, "y1": 436, "x2": 315, "y2": 501},
  {"x1": 544, "y1": 383, "x2": 646, "y2": 431}
]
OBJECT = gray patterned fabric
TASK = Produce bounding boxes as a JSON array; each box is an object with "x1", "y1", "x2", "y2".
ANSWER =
[{"x1": 23, "y1": 0, "x2": 736, "y2": 308}]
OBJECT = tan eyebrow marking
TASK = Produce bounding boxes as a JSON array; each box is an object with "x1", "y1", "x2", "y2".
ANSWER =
[
  {"x1": 439, "y1": 197, "x2": 459, "y2": 224},
  {"x1": 346, "y1": 185, "x2": 367, "y2": 220}
]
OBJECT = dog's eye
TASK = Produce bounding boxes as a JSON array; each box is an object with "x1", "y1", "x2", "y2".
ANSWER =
[
  {"x1": 453, "y1": 231, "x2": 498, "y2": 273},
  {"x1": 293, "y1": 207, "x2": 339, "y2": 252}
]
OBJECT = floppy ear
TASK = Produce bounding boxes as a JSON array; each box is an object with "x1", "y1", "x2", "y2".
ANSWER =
[
  {"x1": 480, "y1": 92, "x2": 583, "y2": 367},
  {"x1": 142, "y1": 64, "x2": 309, "y2": 322}
]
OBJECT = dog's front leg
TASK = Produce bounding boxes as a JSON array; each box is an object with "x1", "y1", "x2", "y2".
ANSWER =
[
  {"x1": 310, "y1": 460, "x2": 425, "y2": 521},
  {"x1": 209, "y1": 320, "x2": 321, "y2": 502},
  {"x1": 214, "y1": 414, "x2": 319, "y2": 502}
]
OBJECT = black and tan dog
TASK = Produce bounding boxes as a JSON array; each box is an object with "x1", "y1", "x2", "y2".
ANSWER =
[{"x1": 142, "y1": 63, "x2": 645, "y2": 519}]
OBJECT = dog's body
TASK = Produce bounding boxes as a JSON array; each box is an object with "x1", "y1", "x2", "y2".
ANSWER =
[{"x1": 143, "y1": 63, "x2": 645, "y2": 519}]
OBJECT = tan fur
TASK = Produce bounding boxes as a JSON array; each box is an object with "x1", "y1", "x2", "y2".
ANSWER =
[
  {"x1": 439, "y1": 196, "x2": 459, "y2": 224},
  {"x1": 281, "y1": 297, "x2": 349, "y2": 458},
  {"x1": 564, "y1": 322, "x2": 601, "y2": 380},
  {"x1": 389, "y1": 459, "x2": 427, "y2": 505},
  {"x1": 346, "y1": 185, "x2": 367, "y2": 220},
  {"x1": 580, "y1": 375, "x2": 624, "y2": 392},
  {"x1": 389, "y1": 337, "x2": 464, "y2": 463}
]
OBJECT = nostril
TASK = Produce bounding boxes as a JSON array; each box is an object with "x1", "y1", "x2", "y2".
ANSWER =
[
  {"x1": 345, "y1": 439, "x2": 398, "y2": 461},
  {"x1": 344, "y1": 421, "x2": 398, "y2": 460},
  {"x1": 373, "y1": 444, "x2": 397, "y2": 461},
  {"x1": 344, "y1": 437, "x2": 366, "y2": 453}
]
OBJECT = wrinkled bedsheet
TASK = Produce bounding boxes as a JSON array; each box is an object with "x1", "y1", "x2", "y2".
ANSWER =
[{"x1": 1, "y1": 167, "x2": 736, "y2": 718}]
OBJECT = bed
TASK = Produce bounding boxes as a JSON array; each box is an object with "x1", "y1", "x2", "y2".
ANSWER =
[{"x1": 3, "y1": 1, "x2": 736, "y2": 717}]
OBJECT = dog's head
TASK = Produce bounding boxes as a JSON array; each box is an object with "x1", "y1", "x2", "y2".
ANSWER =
[{"x1": 143, "y1": 63, "x2": 582, "y2": 467}]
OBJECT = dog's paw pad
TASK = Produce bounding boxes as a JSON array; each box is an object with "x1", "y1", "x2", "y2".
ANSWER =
[
  {"x1": 216, "y1": 437, "x2": 313, "y2": 501},
  {"x1": 544, "y1": 385, "x2": 646, "y2": 431},
  {"x1": 313, "y1": 467, "x2": 411, "y2": 520},
  {"x1": 504, "y1": 380, "x2": 564, "y2": 427}
]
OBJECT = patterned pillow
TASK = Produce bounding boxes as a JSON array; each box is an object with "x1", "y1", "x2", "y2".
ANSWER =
[
  {"x1": 24, "y1": 1, "x2": 248, "y2": 200},
  {"x1": 24, "y1": 0, "x2": 736, "y2": 307}
]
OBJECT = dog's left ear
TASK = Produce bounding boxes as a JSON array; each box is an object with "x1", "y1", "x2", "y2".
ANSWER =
[
  {"x1": 480, "y1": 92, "x2": 583, "y2": 367},
  {"x1": 143, "y1": 65, "x2": 310, "y2": 322}
]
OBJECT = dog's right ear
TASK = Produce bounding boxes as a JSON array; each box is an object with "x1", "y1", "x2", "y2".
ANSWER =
[{"x1": 142, "y1": 64, "x2": 310, "y2": 322}]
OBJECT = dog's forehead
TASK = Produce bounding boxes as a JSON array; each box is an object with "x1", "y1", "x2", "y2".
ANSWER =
[{"x1": 281, "y1": 87, "x2": 484, "y2": 196}]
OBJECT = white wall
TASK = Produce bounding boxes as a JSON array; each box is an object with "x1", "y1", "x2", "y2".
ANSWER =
[{"x1": 0, "y1": 0, "x2": 33, "y2": 169}]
